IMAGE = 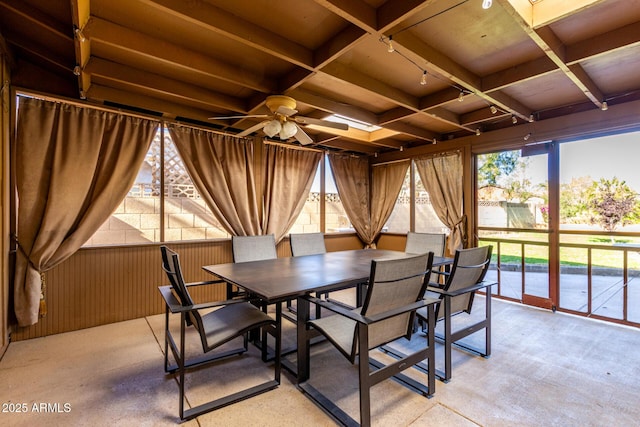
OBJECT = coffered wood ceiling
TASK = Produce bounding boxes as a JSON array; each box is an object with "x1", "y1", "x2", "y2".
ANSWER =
[{"x1": 1, "y1": 0, "x2": 640, "y2": 155}]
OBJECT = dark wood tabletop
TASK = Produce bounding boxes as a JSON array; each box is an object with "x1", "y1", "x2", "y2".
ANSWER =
[{"x1": 203, "y1": 249, "x2": 452, "y2": 303}]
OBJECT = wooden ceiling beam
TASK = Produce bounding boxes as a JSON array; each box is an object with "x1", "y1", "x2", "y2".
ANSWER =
[
  {"x1": 83, "y1": 17, "x2": 277, "y2": 94},
  {"x1": 138, "y1": 0, "x2": 313, "y2": 68},
  {"x1": 85, "y1": 58, "x2": 247, "y2": 113},
  {"x1": 482, "y1": 56, "x2": 557, "y2": 92},
  {"x1": 394, "y1": 30, "x2": 532, "y2": 121},
  {"x1": 290, "y1": 88, "x2": 379, "y2": 125},
  {"x1": 1, "y1": 0, "x2": 70, "y2": 41},
  {"x1": 87, "y1": 84, "x2": 222, "y2": 123},
  {"x1": 499, "y1": 0, "x2": 605, "y2": 109},
  {"x1": 321, "y1": 62, "x2": 419, "y2": 110},
  {"x1": 566, "y1": 20, "x2": 640, "y2": 63},
  {"x1": 312, "y1": 0, "x2": 377, "y2": 33},
  {"x1": 377, "y1": 0, "x2": 438, "y2": 33}
]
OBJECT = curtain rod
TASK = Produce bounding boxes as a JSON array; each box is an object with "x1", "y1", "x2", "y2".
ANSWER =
[
  {"x1": 14, "y1": 87, "x2": 241, "y2": 139},
  {"x1": 263, "y1": 139, "x2": 324, "y2": 153}
]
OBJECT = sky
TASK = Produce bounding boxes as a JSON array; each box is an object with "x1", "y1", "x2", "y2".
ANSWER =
[
  {"x1": 559, "y1": 130, "x2": 640, "y2": 190},
  {"x1": 313, "y1": 129, "x2": 640, "y2": 194}
]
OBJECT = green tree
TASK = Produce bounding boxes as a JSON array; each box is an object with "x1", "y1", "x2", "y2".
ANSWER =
[
  {"x1": 587, "y1": 177, "x2": 638, "y2": 234},
  {"x1": 477, "y1": 151, "x2": 519, "y2": 188},
  {"x1": 560, "y1": 176, "x2": 592, "y2": 223}
]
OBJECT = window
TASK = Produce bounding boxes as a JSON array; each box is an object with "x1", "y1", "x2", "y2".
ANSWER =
[
  {"x1": 325, "y1": 156, "x2": 350, "y2": 232},
  {"x1": 84, "y1": 128, "x2": 229, "y2": 246},
  {"x1": 288, "y1": 160, "x2": 321, "y2": 234},
  {"x1": 384, "y1": 167, "x2": 410, "y2": 233}
]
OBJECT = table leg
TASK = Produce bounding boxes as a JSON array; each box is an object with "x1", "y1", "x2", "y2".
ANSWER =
[{"x1": 296, "y1": 295, "x2": 311, "y2": 383}]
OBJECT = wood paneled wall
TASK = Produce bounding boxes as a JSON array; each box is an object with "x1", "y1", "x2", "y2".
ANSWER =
[{"x1": 10, "y1": 233, "x2": 364, "y2": 341}]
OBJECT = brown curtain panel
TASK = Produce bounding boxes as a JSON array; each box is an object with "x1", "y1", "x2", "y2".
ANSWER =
[
  {"x1": 370, "y1": 160, "x2": 410, "y2": 244},
  {"x1": 14, "y1": 97, "x2": 158, "y2": 326},
  {"x1": 415, "y1": 152, "x2": 466, "y2": 252},
  {"x1": 168, "y1": 126, "x2": 261, "y2": 236},
  {"x1": 329, "y1": 155, "x2": 408, "y2": 247},
  {"x1": 262, "y1": 144, "x2": 322, "y2": 242},
  {"x1": 328, "y1": 154, "x2": 372, "y2": 245}
]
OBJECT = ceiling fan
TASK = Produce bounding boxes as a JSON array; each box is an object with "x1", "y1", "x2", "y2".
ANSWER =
[{"x1": 210, "y1": 95, "x2": 348, "y2": 145}]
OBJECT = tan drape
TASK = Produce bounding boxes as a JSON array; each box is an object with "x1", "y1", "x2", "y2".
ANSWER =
[
  {"x1": 168, "y1": 126, "x2": 261, "y2": 236},
  {"x1": 169, "y1": 126, "x2": 321, "y2": 242},
  {"x1": 14, "y1": 97, "x2": 158, "y2": 326},
  {"x1": 262, "y1": 144, "x2": 322, "y2": 242},
  {"x1": 329, "y1": 154, "x2": 408, "y2": 247},
  {"x1": 370, "y1": 160, "x2": 410, "y2": 243},
  {"x1": 415, "y1": 152, "x2": 467, "y2": 252}
]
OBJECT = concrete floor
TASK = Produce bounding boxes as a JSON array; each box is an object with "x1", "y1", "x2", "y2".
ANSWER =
[{"x1": 1, "y1": 295, "x2": 639, "y2": 426}]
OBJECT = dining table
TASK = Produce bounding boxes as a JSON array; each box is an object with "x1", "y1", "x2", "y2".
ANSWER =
[{"x1": 203, "y1": 249, "x2": 453, "y2": 382}]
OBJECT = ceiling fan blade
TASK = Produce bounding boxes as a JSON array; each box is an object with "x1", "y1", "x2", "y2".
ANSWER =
[
  {"x1": 237, "y1": 120, "x2": 269, "y2": 137},
  {"x1": 209, "y1": 114, "x2": 269, "y2": 120},
  {"x1": 275, "y1": 106, "x2": 297, "y2": 116},
  {"x1": 294, "y1": 124, "x2": 314, "y2": 145},
  {"x1": 294, "y1": 116, "x2": 349, "y2": 131}
]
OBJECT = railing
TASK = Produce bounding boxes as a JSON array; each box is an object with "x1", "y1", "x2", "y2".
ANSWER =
[{"x1": 478, "y1": 227, "x2": 640, "y2": 328}]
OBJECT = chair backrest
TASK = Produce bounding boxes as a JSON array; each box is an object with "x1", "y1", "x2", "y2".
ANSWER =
[
  {"x1": 353, "y1": 252, "x2": 433, "y2": 358},
  {"x1": 405, "y1": 232, "x2": 447, "y2": 257},
  {"x1": 290, "y1": 232, "x2": 326, "y2": 257},
  {"x1": 232, "y1": 234, "x2": 277, "y2": 263},
  {"x1": 160, "y1": 246, "x2": 206, "y2": 342},
  {"x1": 438, "y1": 245, "x2": 492, "y2": 319}
]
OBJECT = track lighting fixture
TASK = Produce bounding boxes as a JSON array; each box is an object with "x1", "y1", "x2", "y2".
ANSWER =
[
  {"x1": 73, "y1": 65, "x2": 81, "y2": 76},
  {"x1": 490, "y1": 105, "x2": 497, "y2": 114},
  {"x1": 476, "y1": 128, "x2": 481, "y2": 136},
  {"x1": 433, "y1": 138, "x2": 437, "y2": 144},
  {"x1": 482, "y1": 0, "x2": 493, "y2": 9},
  {"x1": 601, "y1": 101, "x2": 608, "y2": 111},
  {"x1": 74, "y1": 26, "x2": 86, "y2": 43},
  {"x1": 400, "y1": 145, "x2": 404, "y2": 152},
  {"x1": 79, "y1": 89, "x2": 86, "y2": 99},
  {"x1": 387, "y1": 35, "x2": 395, "y2": 53},
  {"x1": 529, "y1": 114, "x2": 535, "y2": 122},
  {"x1": 512, "y1": 116, "x2": 517, "y2": 124},
  {"x1": 524, "y1": 133, "x2": 531, "y2": 141},
  {"x1": 420, "y1": 70, "x2": 427, "y2": 85},
  {"x1": 458, "y1": 91, "x2": 465, "y2": 102}
]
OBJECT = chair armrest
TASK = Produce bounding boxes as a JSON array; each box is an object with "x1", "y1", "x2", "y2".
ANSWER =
[
  {"x1": 185, "y1": 279, "x2": 225, "y2": 288},
  {"x1": 158, "y1": 285, "x2": 252, "y2": 314},
  {"x1": 305, "y1": 295, "x2": 439, "y2": 325},
  {"x1": 305, "y1": 295, "x2": 367, "y2": 323},
  {"x1": 426, "y1": 280, "x2": 497, "y2": 297}
]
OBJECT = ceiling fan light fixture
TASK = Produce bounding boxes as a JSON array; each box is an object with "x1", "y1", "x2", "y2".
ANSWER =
[
  {"x1": 279, "y1": 120, "x2": 297, "y2": 139},
  {"x1": 263, "y1": 119, "x2": 282, "y2": 137}
]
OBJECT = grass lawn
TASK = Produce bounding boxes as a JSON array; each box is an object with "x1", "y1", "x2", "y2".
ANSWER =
[{"x1": 479, "y1": 231, "x2": 640, "y2": 270}]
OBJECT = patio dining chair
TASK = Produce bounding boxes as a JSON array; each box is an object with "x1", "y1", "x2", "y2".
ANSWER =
[
  {"x1": 416, "y1": 245, "x2": 495, "y2": 382},
  {"x1": 159, "y1": 245, "x2": 281, "y2": 421},
  {"x1": 300, "y1": 252, "x2": 438, "y2": 427},
  {"x1": 405, "y1": 231, "x2": 448, "y2": 285},
  {"x1": 228, "y1": 234, "x2": 278, "y2": 300}
]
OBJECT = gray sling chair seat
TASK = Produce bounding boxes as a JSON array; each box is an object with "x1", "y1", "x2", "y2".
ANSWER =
[
  {"x1": 299, "y1": 252, "x2": 439, "y2": 427},
  {"x1": 159, "y1": 245, "x2": 281, "y2": 421},
  {"x1": 415, "y1": 245, "x2": 495, "y2": 382}
]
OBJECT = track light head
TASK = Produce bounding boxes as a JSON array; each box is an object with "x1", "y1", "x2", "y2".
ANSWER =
[
  {"x1": 490, "y1": 105, "x2": 497, "y2": 114},
  {"x1": 420, "y1": 70, "x2": 427, "y2": 85},
  {"x1": 387, "y1": 35, "x2": 394, "y2": 53},
  {"x1": 601, "y1": 101, "x2": 608, "y2": 111},
  {"x1": 512, "y1": 116, "x2": 517, "y2": 124},
  {"x1": 458, "y1": 91, "x2": 465, "y2": 102}
]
